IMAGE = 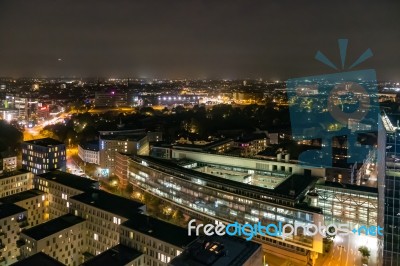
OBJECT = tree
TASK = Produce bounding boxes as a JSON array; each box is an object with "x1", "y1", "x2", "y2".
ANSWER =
[{"x1": 358, "y1": 246, "x2": 371, "y2": 258}]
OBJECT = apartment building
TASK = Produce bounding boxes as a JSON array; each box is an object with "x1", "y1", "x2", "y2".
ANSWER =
[
  {"x1": 0, "y1": 189, "x2": 48, "y2": 228},
  {"x1": 81, "y1": 244, "x2": 144, "y2": 266},
  {"x1": 169, "y1": 235, "x2": 263, "y2": 266},
  {"x1": 22, "y1": 138, "x2": 66, "y2": 175},
  {"x1": 120, "y1": 214, "x2": 197, "y2": 266},
  {"x1": 69, "y1": 190, "x2": 145, "y2": 257},
  {"x1": 0, "y1": 153, "x2": 17, "y2": 174},
  {"x1": 19, "y1": 214, "x2": 85, "y2": 266},
  {"x1": 35, "y1": 171, "x2": 99, "y2": 219},
  {"x1": 10, "y1": 252, "x2": 65, "y2": 266},
  {"x1": 0, "y1": 170, "x2": 34, "y2": 198},
  {"x1": 0, "y1": 204, "x2": 28, "y2": 265}
]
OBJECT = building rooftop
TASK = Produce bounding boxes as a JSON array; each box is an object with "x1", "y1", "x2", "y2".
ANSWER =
[
  {"x1": 38, "y1": 170, "x2": 98, "y2": 192},
  {"x1": 121, "y1": 213, "x2": 197, "y2": 248},
  {"x1": 10, "y1": 252, "x2": 65, "y2": 266},
  {"x1": 172, "y1": 139, "x2": 233, "y2": 152},
  {"x1": 81, "y1": 244, "x2": 142, "y2": 266},
  {"x1": 0, "y1": 169, "x2": 30, "y2": 180},
  {"x1": 70, "y1": 190, "x2": 145, "y2": 219},
  {"x1": 100, "y1": 134, "x2": 147, "y2": 142},
  {"x1": 133, "y1": 155, "x2": 320, "y2": 204},
  {"x1": 169, "y1": 235, "x2": 261, "y2": 266},
  {"x1": 21, "y1": 214, "x2": 85, "y2": 240},
  {"x1": 0, "y1": 189, "x2": 44, "y2": 204},
  {"x1": 79, "y1": 141, "x2": 99, "y2": 152},
  {"x1": 23, "y1": 138, "x2": 64, "y2": 147},
  {"x1": 0, "y1": 203, "x2": 26, "y2": 219},
  {"x1": 317, "y1": 181, "x2": 378, "y2": 194}
]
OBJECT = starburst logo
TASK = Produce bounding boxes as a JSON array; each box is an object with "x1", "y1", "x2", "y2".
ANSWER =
[{"x1": 286, "y1": 39, "x2": 379, "y2": 168}]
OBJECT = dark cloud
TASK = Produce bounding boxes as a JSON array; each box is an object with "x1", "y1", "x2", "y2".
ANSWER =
[{"x1": 0, "y1": 0, "x2": 398, "y2": 79}]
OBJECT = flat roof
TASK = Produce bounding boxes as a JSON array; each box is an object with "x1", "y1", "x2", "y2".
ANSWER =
[
  {"x1": 81, "y1": 244, "x2": 142, "y2": 266},
  {"x1": 0, "y1": 189, "x2": 44, "y2": 204},
  {"x1": 0, "y1": 169, "x2": 30, "y2": 180},
  {"x1": 169, "y1": 235, "x2": 261, "y2": 266},
  {"x1": 0, "y1": 203, "x2": 26, "y2": 219},
  {"x1": 23, "y1": 138, "x2": 64, "y2": 147},
  {"x1": 317, "y1": 181, "x2": 378, "y2": 194},
  {"x1": 100, "y1": 134, "x2": 146, "y2": 142},
  {"x1": 79, "y1": 141, "x2": 99, "y2": 152},
  {"x1": 70, "y1": 190, "x2": 145, "y2": 219},
  {"x1": 22, "y1": 214, "x2": 85, "y2": 240},
  {"x1": 38, "y1": 170, "x2": 98, "y2": 192},
  {"x1": 133, "y1": 155, "x2": 319, "y2": 203},
  {"x1": 121, "y1": 213, "x2": 197, "y2": 248},
  {"x1": 10, "y1": 252, "x2": 65, "y2": 266}
]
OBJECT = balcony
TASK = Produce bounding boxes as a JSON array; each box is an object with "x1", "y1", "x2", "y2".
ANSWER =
[
  {"x1": 16, "y1": 240, "x2": 25, "y2": 248},
  {"x1": 19, "y1": 221, "x2": 29, "y2": 228}
]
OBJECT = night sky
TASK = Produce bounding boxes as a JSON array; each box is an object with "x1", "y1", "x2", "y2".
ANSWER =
[{"x1": 0, "y1": 0, "x2": 399, "y2": 80}]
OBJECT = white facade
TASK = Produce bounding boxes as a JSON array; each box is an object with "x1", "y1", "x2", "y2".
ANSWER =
[{"x1": 78, "y1": 145, "x2": 100, "y2": 165}]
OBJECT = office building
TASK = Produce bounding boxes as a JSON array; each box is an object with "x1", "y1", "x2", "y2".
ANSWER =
[
  {"x1": 78, "y1": 141, "x2": 100, "y2": 165},
  {"x1": 125, "y1": 154, "x2": 323, "y2": 265},
  {"x1": 94, "y1": 92, "x2": 128, "y2": 107},
  {"x1": 99, "y1": 134, "x2": 148, "y2": 175},
  {"x1": 379, "y1": 113, "x2": 400, "y2": 265},
  {"x1": 22, "y1": 138, "x2": 66, "y2": 174}
]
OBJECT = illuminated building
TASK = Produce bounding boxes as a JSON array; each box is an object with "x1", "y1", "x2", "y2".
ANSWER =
[
  {"x1": 19, "y1": 214, "x2": 86, "y2": 265},
  {"x1": 78, "y1": 141, "x2": 100, "y2": 165},
  {"x1": 22, "y1": 138, "x2": 66, "y2": 175},
  {"x1": 125, "y1": 155, "x2": 324, "y2": 265},
  {"x1": 94, "y1": 92, "x2": 127, "y2": 107},
  {"x1": 0, "y1": 170, "x2": 34, "y2": 198},
  {"x1": 379, "y1": 112, "x2": 400, "y2": 265}
]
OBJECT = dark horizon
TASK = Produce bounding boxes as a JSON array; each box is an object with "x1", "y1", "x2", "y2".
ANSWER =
[{"x1": 0, "y1": 0, "x2": 399, "y2": 80}]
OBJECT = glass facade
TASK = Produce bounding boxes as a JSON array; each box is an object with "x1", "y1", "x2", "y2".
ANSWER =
[
  {"x1": 384, "y1": 126, "x2": 400, "y2": 265},
  {"x1": 127, "y1": 156, "x2": 324, "y2": 255}
]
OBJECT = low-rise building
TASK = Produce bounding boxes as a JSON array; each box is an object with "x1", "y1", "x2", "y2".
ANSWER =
[
  {"x1": 78, "y1": 141, "x2": 100, "y2": 165},
  {"x1": 19, "y1": 214, "x2": 86, "y2": 266}
]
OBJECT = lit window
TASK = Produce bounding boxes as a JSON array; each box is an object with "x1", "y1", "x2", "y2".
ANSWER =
[{"x1": 94, "y1": 233, "x2": 99, "y2": 241}]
